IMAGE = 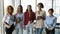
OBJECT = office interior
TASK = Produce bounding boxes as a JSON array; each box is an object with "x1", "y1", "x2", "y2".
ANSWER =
[{"x1": 0, "y1": 0, "x2": 60, "y2": 34}]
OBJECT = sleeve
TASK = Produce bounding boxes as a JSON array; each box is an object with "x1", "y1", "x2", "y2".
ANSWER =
[
  {"x1": 24, "y1": 12, "x2": 26, "y2": 25},
  {"x1": 32, "y1": 12, "x2": 36, "y2": 22},
  {"x1": 21, "y1": 14, "x2": 24, "y2": 26},
  {"x1": 43, "y1": 11, "x2": 46, "y2": 20},
  {"x1": 35, "y1": 12, "x2": 37, "y2": 20},
  {"x1": 51, "y1": 17, "x2": 57, "y2": 29},
  {"x1": 44, "y1": 17, "x2": 49, "y2": 28},
  {"x1": 2, "y1": 15, "x2": 10, "y2": 27},
  {"x1": 2, "y1": 15, "x2": 7, "y2": 23},
  {"x1": 14, "y1": 14, "x2": 16, "y2": 22}
]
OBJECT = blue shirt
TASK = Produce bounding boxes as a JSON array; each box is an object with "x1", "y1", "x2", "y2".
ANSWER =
[
  {"x1": 14, "y1": 13, "x2": 24, "y2": 28},
  {"x1": 45, "y1": 15, "x2": 57, "y2": 30}
]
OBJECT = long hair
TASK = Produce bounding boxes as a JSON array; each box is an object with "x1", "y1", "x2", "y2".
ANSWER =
[
  {"x1": 26, "y1": 5, "x2": 33, "y2": 12},
  {"x1": 6, "y1": 5, "x2": 14, "y2": 15},
  {"x1": 17, "y1": 5, "x2": 23, "y2": 13}
]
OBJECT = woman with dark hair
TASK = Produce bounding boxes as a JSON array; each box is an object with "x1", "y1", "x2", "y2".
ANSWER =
[
  {"x1": 35, "y1": 3, "x2": 46, "y2": 34},
  {"x1": 45, "y1": 8, "x2": 57, "y2": 34},
  {"x1": 24, "y1": 5, "x2": 35, "y2": 34},
  {"x1": 14, "y1": 5, "x2": 24, "y2": 34},
  {"x1": 2, "y1": 5, "x2": 15, "y2": 34}
]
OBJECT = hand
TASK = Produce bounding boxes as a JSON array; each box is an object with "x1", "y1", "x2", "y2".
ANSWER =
[
  {"x1": 48, "y1": 28, "x2": 50, "y2": 30},
  {"x1": 48, "y1": 25, "x2": 51, "y2": 28},
  {"x1": 23, "y1": 25, "x2": 26, "y2": 30},
  {"x1": 7, "y1": 25, "x2": 11, "y2": 29}
]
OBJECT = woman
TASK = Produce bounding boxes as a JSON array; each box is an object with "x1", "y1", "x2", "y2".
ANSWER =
[
  {"x1": 2, "y1": 5, "x2": 15, "y2": 34},
  {"x1": 35, "y1": 3, "x2": 46, "y2": 34},
  {"x1": 14, "y1": 5, "x2": 23, "y2": 34},
  {"x1": 45, "y1": 8, "x2": 57, "y2": 34},
  {"x1": 24, "y1": 5, "x2": 35, "y2": 34}
]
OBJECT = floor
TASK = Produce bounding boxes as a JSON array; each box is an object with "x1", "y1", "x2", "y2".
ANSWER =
[
  {"x1": 12, "y1": 28, "x2": 60, "y2": 34},
  {"x1": 0, "y1": 27, "x2": 60, "y2": 34}
]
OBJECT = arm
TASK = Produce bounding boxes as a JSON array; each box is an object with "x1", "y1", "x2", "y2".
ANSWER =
[
  {"x1": 45, "y1": 20, "x2": 49, "y2": 28},
  {"x1": 43, "y1": 11, "x2": 46, "y2": 20},
  {"x1": 44, "y1": 16, "x2": 50, "y2": 28},
  {"x1": 2, "y1": 15, "x2": 11, "y2": 28},
  {"x1": 22, "y1": 14, "x2": 24, "y2": 27},
  {"x1": 51, "y1": 17, "x2": 57, "y2": 30}
]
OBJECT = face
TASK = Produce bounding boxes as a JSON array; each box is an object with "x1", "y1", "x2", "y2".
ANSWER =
[
  {"x1": 27, "y1": 6, "x2": 31, "y2": 12},
  {"x1": 48, "y1": 10, "x2": 53, "y2": 15},
  {"x1": 17, "y1": 6, "x2": 22, "y2": 13},
  {"x1": 38, "y1": 5, "x2": 42, "y2": 10},
  {"x1": 8, "y1": 7, "x2": 13, "y2": 14}
]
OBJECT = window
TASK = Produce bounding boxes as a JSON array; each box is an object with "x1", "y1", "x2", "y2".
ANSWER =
[{"x1": 53, "y1": 0, "x2": 60, "y2": 23}]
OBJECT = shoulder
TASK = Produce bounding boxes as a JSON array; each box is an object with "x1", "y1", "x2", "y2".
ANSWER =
[
  {"x1": 35, "y1": 11, "x2": 37, "y2": 13},
  {"x1": 46, "y1": 16, "x2": 49, "y2": 18},
  {"x1": 53, "y1": 16, "x2": 57, "y2": 19},
  {"x1": 32, "y1": 11, "x2": 35, "y2": 14},
  {"x1": 24, "y1": 11, "x2": 27, "y2": 14},
  {"x1": 42, "y1": 10, "x2": 46, "y2": 13},
  {"x1": 35, "y1": 11, "x2": 38, "y2": 14},
  {"x1": 14, "y1": 13, "x2": 17, "y2": 16},
  {"x1": 4, "y1": 14, "x2": 9, "y2": 17}
]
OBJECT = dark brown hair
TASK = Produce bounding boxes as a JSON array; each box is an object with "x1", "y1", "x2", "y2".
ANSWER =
[
  {"x1": 38, "y1": 3, "x2": 44, "y2": 8},
  {"x1": 26, "y1": 5, "x2": 32, "y2": 12},
  {"x1": 17, "y1": 5, "x2": 23, "y2": 13},
  {"x1": 48, "y1": 8, "x2": 54, "y2": 12}
]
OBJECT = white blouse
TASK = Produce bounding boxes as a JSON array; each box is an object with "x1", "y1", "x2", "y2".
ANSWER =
[
  {"x1": 35, "y1": 10, "x2": 46, "y2": 28},
  {"x1": 2, "y1": 14, "x2": 14, "y2": 26}
]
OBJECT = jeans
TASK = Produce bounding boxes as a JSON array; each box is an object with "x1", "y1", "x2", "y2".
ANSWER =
[
  {"x1": 36, "y1": 28, "x2": 43, "y2": 34},
  {"x1": 45, "y1": 28, "x2": 55, "y2": 34},
  {"x1": 26, "y1": 25, "x2": 33, "y2": 34},
  {"x1": 15, "y1": 27, "x2": 23, "y2": 34},
  {"x1": 6, "y1": 24, "x2": 15, "y2": 34}
]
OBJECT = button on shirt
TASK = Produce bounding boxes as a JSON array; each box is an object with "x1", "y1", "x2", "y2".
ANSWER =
[{"x1": 45, "y1": 16, "x2": 57, "y2": 30}]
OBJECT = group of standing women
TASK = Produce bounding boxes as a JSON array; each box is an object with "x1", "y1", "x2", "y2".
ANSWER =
[{"x1": 2, "y1": 3, "x2": 57, "y2": 34}]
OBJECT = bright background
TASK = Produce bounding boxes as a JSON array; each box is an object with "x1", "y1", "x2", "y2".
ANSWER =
[{"x1": 0, "y1": 0, "x2": 60, "y2": 34}]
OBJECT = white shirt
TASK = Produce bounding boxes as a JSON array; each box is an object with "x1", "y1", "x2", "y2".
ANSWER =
[
  {"x1": 35, "y1": 10, "x2": 46, "y2": 28},
  {"x1": 2, "y1": 14, "x2": 14, "y2": 26}
]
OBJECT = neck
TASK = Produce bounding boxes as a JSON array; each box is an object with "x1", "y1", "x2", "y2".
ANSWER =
[
  {"x1": 50, "y1": 14, "x2": 53, "y2": 16},
  {"x1": 9, "y1": 13, "x2": 12, "y2": 15},
  {"x1": 39, "y1": 9, "x2": 42, "y2": 11},
  {"x1": 17, "y1": 12, "x2": 21, "y2": 14},
  {"x1": 28, "y1": 11, "x2": 31, "y2": 13}
]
